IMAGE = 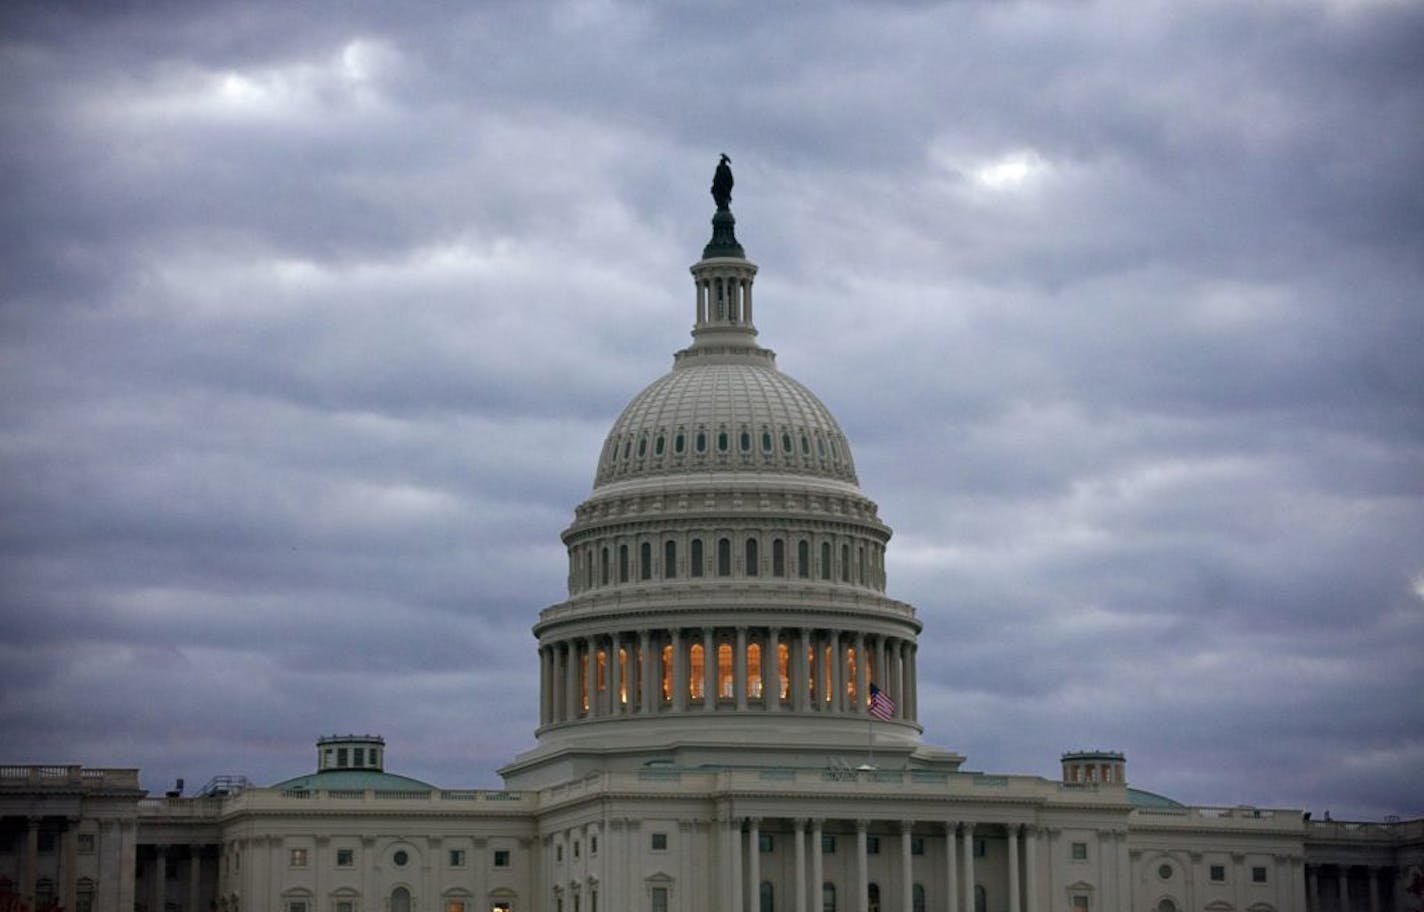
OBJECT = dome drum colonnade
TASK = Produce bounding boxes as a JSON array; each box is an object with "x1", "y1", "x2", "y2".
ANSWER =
[{"x1": 531, "y1": 189, "x2": 923, "y2": 751}]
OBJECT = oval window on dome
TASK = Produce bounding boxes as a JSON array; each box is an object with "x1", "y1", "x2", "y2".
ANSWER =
[
  {"x1": 675, "y1": 432, "x2": 685, "y2": 454},
  {"x1": 655, "y1": 435, "x2": 665, "y2": 456},
  {"x1": 761, "y1": 431, "x2": 773, "y2": 453},
  {"x1": 623, "y1": 439, "x2": 632, "y2": 459},
  {"x1": 718, "y1": 431, "x2": 729, "y2": 452},
  {"x1": 638, "y1": 437, "x2": 647, "y2": 457},
  {"x1": 696, "y1": 431, "x2": 707, "y2": 453},
  {"x1": 830, "y1": 439, "x2": 840, "y2": 460},
  {"x1": 800, "y1": 434, "x2": 810, "y2": 455},
  {"x1": 781, "y1": 432, "x2": 792, "y2": 453},
  {"x1": 817, "y1": 436, "x2": 826, "y2": 457},
  {"x1": 739, "y1": 431, "x2": 751, "y2": 453}
]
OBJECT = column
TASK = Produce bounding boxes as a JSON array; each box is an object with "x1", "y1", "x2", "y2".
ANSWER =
[
  {"x1": 731, "y1": 818, "x2": 744, "y2": 912},
  {"x1": 189, "y1": 849, "x2": 203, "y2": 912},
  {"x1": 798, "y1": 629, "x2": 812, "y2": 712},
  {"x1": 856, "y1": 820, "x2": 870, "y2": 912},
  {"x1": 153, "y1": 845, "x2": 168, "y2": 912},
  {"x1": 853, "y1": 632, "x2": 867, "y2": 713},
  {"x1": 744, "y1": 278, "x2": 753, "y2": 324},
  {"x1": 672, "y1": 629, "x2": 686, "y2": 712},
  {"x1": 1007, "y1": 826, "x2": 1020, "y2": 912},
  {"x1": 585, "y1": 636, "x2": 598, "y2": 717},
  {"x1": 891, "y1": 641, "x2": 905, "y2": 718},
  {"x1": 565, "y1": 642, "x2": 578, "y2": 722},
  {"x1": 704, "y1": 627, "x2": 717, "y2": 711},
  {"x1": 812, "y1": 820, "x2": 825, "y2": 912},
  {"x1": 1308, "y1": 864, "x2": 1319, "y2": 912},
  {"x1": 1338, "y1": 865, "x2": 1350, "y2": 912},
  {"x1": 831, "y1": 634, "x2": 844, "y2": 713},
  {"x1": 900, "y1": 821, "x2": 914, "y2": 912},
  {"x1": 1115, "y1": 831, "x2": 1130, "y2": 911},
  {"x1": 736, "y1": 627, "x2": 749, "y2": 711},
  {"x1": 961, "y1": 824, "x2": 975, "y2": 912},
  {"x1": 60, "y1": 817, "x2": 79, "y2": 912},
  {"x1": 640, "y1": 630, "x2": 654, "y2": 714},
  {"x1": 1368, "y1": 866, "x2": 1380, "y2": 912},
  {"x1": 1024, "y1": 826, "x2": 1038, "y2": 912},
  {"x1": 609, "y1": 633, "x2": 622, "y2": 716},
  {"x1": 795, "y1": 818, "x2": 808, "y2": 912},
  {"x1": 944, "y1": 822, "x2": 958, "y2": 912},
  {"x1": 906, "y1": 645, "x2": 917, "y2": 721},
  {"x1": 539, "y1": 646, "x2": 551, "y2": 725},
  {"x1": 748, "y1": 818, "x2": 762, "y2": 912}
]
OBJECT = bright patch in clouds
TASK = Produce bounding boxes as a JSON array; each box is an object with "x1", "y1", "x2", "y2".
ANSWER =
[{"x1": 972, "y1": 150, "x2": 1048, "y2": 190}]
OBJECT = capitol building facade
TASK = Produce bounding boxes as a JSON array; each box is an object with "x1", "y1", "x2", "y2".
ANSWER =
[{"x1": 2, "y1": 173, "x2": 1419, "y2": 912}]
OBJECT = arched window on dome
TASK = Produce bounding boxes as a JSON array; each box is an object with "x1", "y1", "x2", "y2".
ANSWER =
[
  {"x1": 777, "y1": 642, "x2": 790, "y2": 699},
  {"x1": 661, "y1": 645, "x2": 673, "y2": 702},
  {"x1": 858, "y1": 546, "x2": 865, "y2": 584},
  {"x1": 718, "y1": 539, "x2": 731, "y2": 577},
  {"x1": 585, "y1": 549, "x2": 593, "y2": 589},
  {"x1": 801, "y1": 434, "x2": 810, "y2": 456},
  {"x1": 772, "y1": 539, "x2": 786, "y2": 577},
  {"x1": 718, "y1": 643, "x2": 733, "y2": 699},
  {"x1": 664, "y1": 540, "x2": 677, "y2": 579},
  {"x1": 675, "y1": 432, "x2": 685, "y2": 454},
  {"x1": 601, "y1": 547, "x2": 610, "y2": 586},
  {"x1": 696, "y1": 431, "x2": 707, "y2": 453},
  {"x1": 745, "y1": 538, "x2": 759, "y2": 576},
  {"x1": 641, "y1": 542, "x2": 652, "y2": 581},
  {"x1": 638, "y1": 436, "x2": 647, "y2": 457},
  {"x1": 821, "y1": 542, "x2": 832, "y2": 581},
  {"x1": 718, "y1": 430, "x2": 729, "y2": 452},
  {"x1": 841, "y1": 544, "x2": 850, "y2": 582},
  {"x1": 817, "y1": 434, "x2": 827, "y2": 458},
  {"x1": 689, "y1": 644, "x2": 705, "y2": 701},
  {"x1": 762, "y1": 431, "x2": 773, "y2": 454},
  {"x1": 782, "y1": 432, "x2": 793, "y2": 454},
  {"x1": 619, "y1": 545, "x2": 629, "y2": 583},
  {"x1": 740, "y1": 430, "x2": 751, "y2": 453},
  {"x1": 747, "y1": 643, "x2": 763, "y2": 698},
  {"x1": 691, "y1": 539, "x2": 704, "y2": 578},
  {"x1": 798, "y1": 540, "x2": 810, "y2": 578}
]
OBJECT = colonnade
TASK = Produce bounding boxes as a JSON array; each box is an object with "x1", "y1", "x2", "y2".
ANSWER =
[
  {"x1": 695, "y1": 270, "x2": 754, "y2": 326},
  {"x1": 539, "y1": 628, "x2": 917, "y2": 726},
  {"x1": 1305, "y1": 862, "x2": 1393, "y2": 912},
  {"x1": 721, "y1": 817, "x2": 1044, "y2": 912}
]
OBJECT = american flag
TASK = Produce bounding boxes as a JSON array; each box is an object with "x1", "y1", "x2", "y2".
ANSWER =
[{"x1": 868, "y1": 683, "x2": 895, "y2": 721}]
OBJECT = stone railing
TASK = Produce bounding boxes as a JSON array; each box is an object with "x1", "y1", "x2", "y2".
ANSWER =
[{"x1": 0, "y1": 765, "x2": 142, "y2": 790}]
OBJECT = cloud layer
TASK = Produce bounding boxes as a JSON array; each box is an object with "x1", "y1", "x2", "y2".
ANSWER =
[{"x1": 2, "y1": 0, "x2": 1421, "y2": 818}]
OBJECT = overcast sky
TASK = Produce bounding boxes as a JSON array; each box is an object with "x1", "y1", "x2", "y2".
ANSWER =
[{"x1": 2, "y1": 0, "x2": 1421, "y2": 820}]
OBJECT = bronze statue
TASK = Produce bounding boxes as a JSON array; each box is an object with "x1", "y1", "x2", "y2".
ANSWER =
[{"x1": 711, "y1": 154, "x2": 733, "y2": 209}]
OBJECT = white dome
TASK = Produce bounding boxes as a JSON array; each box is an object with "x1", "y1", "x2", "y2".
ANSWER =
[{"x1": 594, "y1": 358, "x2": 859, "y2": 488}]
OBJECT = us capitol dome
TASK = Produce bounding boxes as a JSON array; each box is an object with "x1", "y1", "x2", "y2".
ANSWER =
[{"x1": 501, "y1": 159, "x2": 955, "y2": 788}]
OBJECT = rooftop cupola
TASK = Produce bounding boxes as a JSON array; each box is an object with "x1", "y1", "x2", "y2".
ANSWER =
[
  {"x1": 688, "y1": 155, "x2": 761, "y2": 355},
  {"x1": 317, "y1": 733, "x2": 385, "y2": 772}
]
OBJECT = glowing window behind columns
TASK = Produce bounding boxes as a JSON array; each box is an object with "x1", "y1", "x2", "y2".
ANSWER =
[
  {"x1": 661, "y1": 646, "x2": 673, "y2": 701},
  {"x1": 718, "y1": 644, "x2": 734, "y2": 698},
  {"x1": 747, "y1": 643, "x2": 763, "y2": 698},
  {"x1": 596, "y1": 650, "x2": 606, "y2": 693},
  {"x1": 777, "y1": 644, "x2": 790, "y2": 699},
  {"x1": 619, "y1": 649, "x2": 628, "y2": 704},
  {"x1": 690, "y1": 644, "x2": 705, "y2": 700},
  {"x1": 846, "y1": 647, "x2": 857, "y2": 702}
]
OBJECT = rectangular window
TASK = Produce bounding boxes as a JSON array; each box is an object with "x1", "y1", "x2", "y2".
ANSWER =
[
  {"x1": 652, "y1": 887, "x2": 669, "y2": 912},
  {"x1": 591, "y1": 835, "x2": 598, "y2": 854},
  {"x1": 651, "y1": 832, "x2": 669, "y2": 851},
  {"x1": 1252, "y1": 866, "x2": 1268, "y2": 883},
  {"x1": 822, "y1": 835, "x2": 836, "y2": 854},
  {"x1": 337, "y1": 748, "x2": 348, "y2": 766},
  {"x1": 974, "y1": 838, "x2": 986, "y2": 858},
  {"x1": 352, "y1": 747, "x2": 364, "y2": 766},
  {"x1": 337, "y1": 903, "x2": 354, "y2": 912},
  {"x1": 493, "y1": 849, "x2": 511, "y2": 868},
  {"x1": 37, "y1": 831, "x2": 56, "y2": 853},
  {"x1": 759, "y1": 833, "x2": 774, "y2": 853},
  {"x1": 449, "y1": 849, "x2": 466, "y2": 867},
  {"x1": 1071, "y1": 842, "x2": 1087, "y2": 861},
  {"x1": 78, "y1": 834, "x2": 96, "y2": 854},
  {"x1": 288, "y1": 903, "x2": 307, "y2": 912},
  {"x1": 911, "y1": 837, "x2": 924, "y2": 856},
  {"x1": 289, "y1": 848, "x2": 308, "y2": 867},
  {"x1": 337, "y1": 848, "x2": 354, "y2": 867},
  {"x1": 1071, "y1": 897, "x2": 1089, "y2": 912},
  {"x1": 446, "y1": 902, "x2": 466, "y2": 912},
  {"x1": 556, "y1": 844, "x2": 563, "y2": 862},
  {"x1": 691, "y1": 539, "x2": 704, "y2": 577},
  {"x1": 1210, "y1": 865, "x2": 1226, "y2": 882},
  {"x1": 574, "y1": 840, "x2": 581, "y2": 859},
  {"x1": 866, "y1": 836, "x2": 880, "y2": 855}
]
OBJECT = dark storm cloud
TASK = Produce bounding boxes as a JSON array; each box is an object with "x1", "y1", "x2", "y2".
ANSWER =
[{"x1": 2, "y1": 0, "x2": 1421, "y2": 814}]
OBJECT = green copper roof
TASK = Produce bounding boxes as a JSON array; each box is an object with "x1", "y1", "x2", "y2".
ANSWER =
[
  {"x1": 271, "y1": 769, "x2": 435, "y2": 792},
  {"x1": 1128, "y1": 787, "x2": 1186, "y2": 809},
  {"x1": 702, "y1": 209, "x2": 745, "y2": 259}
]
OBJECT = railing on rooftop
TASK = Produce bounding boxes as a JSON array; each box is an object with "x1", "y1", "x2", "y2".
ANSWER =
[{"x1": 0, "y1": 765, "x2": 141, "y2": 790}]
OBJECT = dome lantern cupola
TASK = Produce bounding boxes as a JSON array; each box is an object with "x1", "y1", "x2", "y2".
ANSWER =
[{"x1": 690, "y1": 154, "x2": 759, "y2": 351}]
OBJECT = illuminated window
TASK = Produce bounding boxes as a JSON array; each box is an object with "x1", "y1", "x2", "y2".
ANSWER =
[
  {"x1": 661, "y1": 645, "x2": 673, "y2": 701},
  {"x1": 690, "y1": 644, "x2": 705, "y2": 700},
  {"x1": 289, "y1": 849, "x2": 307, "y2": 868},
  {"x1": 846, "y1": 647, "x2": 857, "y2": 702},
  {"x1": 777, "y1": 643, "x2": 790, "y2": 699},
  {"x1": 807, "y1": 645, "x2": 817, "y2": 701},
  {"x1": 718, "y1": 643, "x2": 734, "y2": 699},
  {"x1": 772, "y1": 539, "x2": 785, "y2": 577},
  {"x1": 718, "y1": 538, "x2": 731, "y2": 576},
  {"x1": 447, "y1": 902, "x2": 467, "y2": 912},
  {"x1": 596, "y1": 650, "x2": 607, "y2": 693},
  {"x1": 664, "y1": 540, "x2": 677, "y2": 579},
  {"x1": 797, "y1": 540, "x2": 809, "y2": 578},
  {"x1": 640, "y1": 542, "x2": 652, "y2": 580},
  {"x1": 618, "y1": 648, "x2": 628, "y2": 705},
  {"x1": 746, "y1": 538, "x2": 759, "y2": 575},
  {"x1": 747, "y1": 643, "x2": 763, "y2": 698},
  {"x1": 691, "y1": 539, "x2": 704, "y2": 577}
]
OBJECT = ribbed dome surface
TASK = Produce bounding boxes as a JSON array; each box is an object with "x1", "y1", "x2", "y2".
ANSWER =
[{"x1": 594, "y1": 360, "x2": 858, "y2": 487}]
